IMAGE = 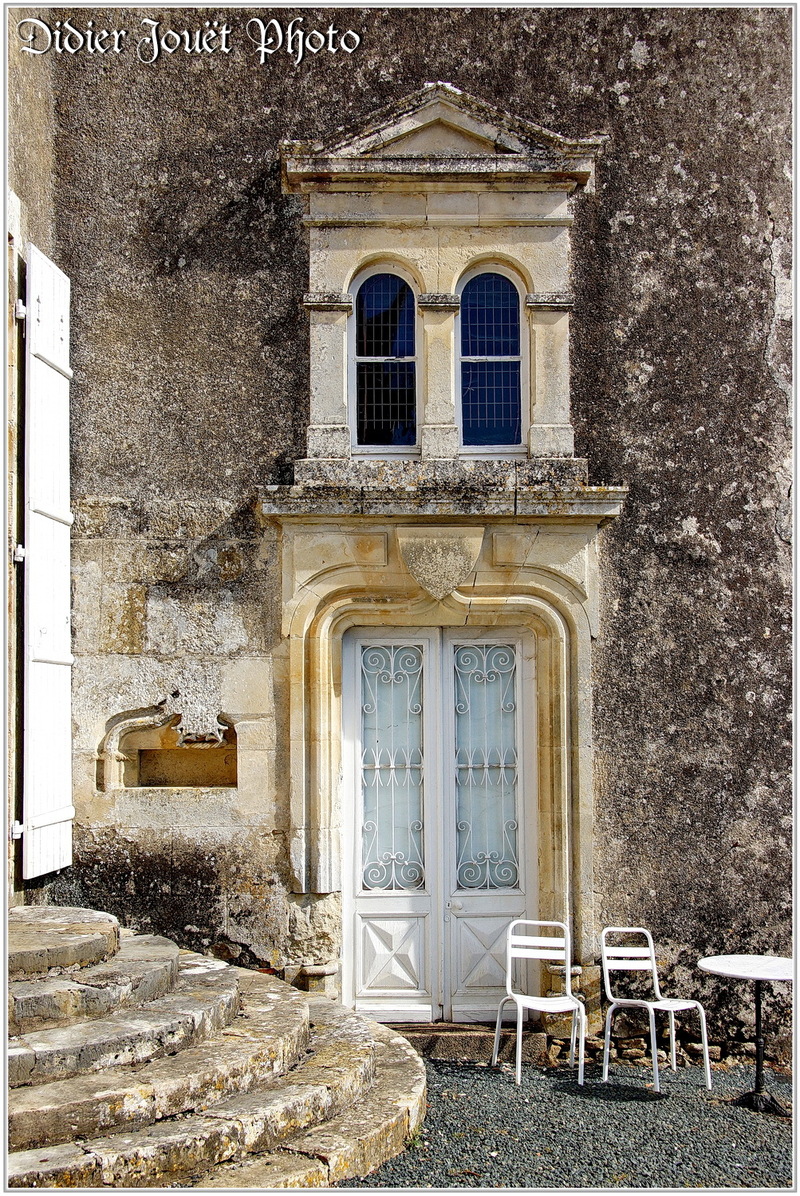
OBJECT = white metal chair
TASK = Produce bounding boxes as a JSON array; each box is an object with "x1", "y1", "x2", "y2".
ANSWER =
[
  {"x1": 601, "y1": 926, "x2": 712, "y2": 1092},
  {"x1": 491, "y1": 919, "x2": 586, "y2": 1085}
]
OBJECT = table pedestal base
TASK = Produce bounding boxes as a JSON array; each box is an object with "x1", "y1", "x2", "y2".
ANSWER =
[{"x1": 732, "y1": 1090, "x2": 791, "y2": 1118}]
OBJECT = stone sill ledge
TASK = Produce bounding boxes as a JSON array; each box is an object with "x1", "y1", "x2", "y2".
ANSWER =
[
  {"x1": 258, "y1": 481, "x2": 627, "y2": 523},
  {"x1": 106, "y1": 786, "x2": 239, "y2": 798},
  {"x1": 294, "y1": 456, "x2": 591, "y2": 488}
]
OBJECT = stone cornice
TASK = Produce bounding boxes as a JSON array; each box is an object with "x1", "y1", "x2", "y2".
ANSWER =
[
  {"x1": 284, "y1": 156, "x2": 592, "y2": 192},
  {"x1": 258, "y1": 486, "x2": 627, "y2": 523},
  {"x1": 257, "y1": 460, "x2": 627, "y2": 524}
]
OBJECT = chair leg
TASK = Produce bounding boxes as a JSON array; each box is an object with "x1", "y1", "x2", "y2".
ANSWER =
[
  {"x1": 668, "y1": 1010, "x2": 677, "y2": 1072},
  {"x1": 515, "y1": 1003, "x2": 523, "y2": 1086},
  {"x1": 577, "y1": 1005, "x2": 586, "y2": 1087},
  {"x1": 492, "y1": 998, "x2": 509, "y2": 1067},
  {"x1": 602, "y1": 1004, "x2": 615, "y2": 1082},
  {"x1": 647, "y1": 1006, "x2": 660, "y2": 1092},
  {"x1": 696, "y1": 1004, "x2": 712, "y2": 1091},
  {"x1": 569, "y1": 1008, "x2": 577, "y2": 1068}
]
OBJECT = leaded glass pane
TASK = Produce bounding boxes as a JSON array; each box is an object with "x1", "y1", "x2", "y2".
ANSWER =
[
  {"x1": 462, "y1": 361, "x2": 521, "y2": 445},
  {"x1": 357, "y1": 274, "x2": 415, "y2": 358},
  {"x1": 360, "y1": 645, "x2": 425, "y2": 891},
  {"x1": 453, "y1": 644, "x2": 519, "y2": 890},
  {"x1": 461, "y1": 273, "x2": 520, "y2": 357},
  {"x1": 357, "y1": 362, "x2": 416, "y2": 446}
]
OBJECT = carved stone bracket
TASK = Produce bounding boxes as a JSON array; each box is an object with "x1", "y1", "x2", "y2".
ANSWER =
[
  {"x1": 418, "y1": 293, "x2": 460, "y2": 311},
  {"x1": 526, "y1": 292, "x2": 574, "y2": 310},
  {"x1": 397, "y1": 526, "x2": 484, "y2": 599},
  {"x1": 302, "y1": 292, "x2": 353, "y2": 312}
]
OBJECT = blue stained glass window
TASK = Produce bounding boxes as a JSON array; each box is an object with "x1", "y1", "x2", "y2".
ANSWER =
[
  {"x1": 357, "y1": 275, "x2": 415, "y2": 358},
  {"x1": 356, "y1": 274, "x2": 416, "y2": 446},
  {"x1": 460, "y1": 273, "x2": 522, "y2": 447},
  {"x1": 462, "y1": 362, "x2": 522, "y2": 446}
]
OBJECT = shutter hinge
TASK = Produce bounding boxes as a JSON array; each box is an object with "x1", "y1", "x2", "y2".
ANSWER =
[
  {"x1": 13, "y1": 544, "x2": 26, "y2": 563},
  {"x1": 14, "y1": 300, "x2": 27, "y2": 322},
  {"x1": 11, "y1": 821, "x2": 24, "y2": 840}
]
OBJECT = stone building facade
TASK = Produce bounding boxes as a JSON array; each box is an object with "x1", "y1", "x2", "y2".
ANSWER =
[{"x1": 8, "y1": 8, "x2": 791, "y2": 1045}]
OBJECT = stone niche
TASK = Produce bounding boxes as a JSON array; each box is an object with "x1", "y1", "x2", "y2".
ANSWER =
[
  {"x1": 118, "y1": 720, "x2": 238, "y2": 789},
  {"x1": 98, "y1": 709, "x2": 238, "y2": 792}
]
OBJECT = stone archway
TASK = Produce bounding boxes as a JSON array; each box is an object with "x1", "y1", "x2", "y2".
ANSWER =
[{"x1": 262, "y1": 513, "x2": 606, "y2": 984}]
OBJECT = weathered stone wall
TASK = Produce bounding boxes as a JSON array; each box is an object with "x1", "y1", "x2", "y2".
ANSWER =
[
  {"x1": 8, "y1": 7, "x2": 57, "y2": 255},
  {"x1": 12, "y1": 8, "x2": 790, "y2": 1040}
]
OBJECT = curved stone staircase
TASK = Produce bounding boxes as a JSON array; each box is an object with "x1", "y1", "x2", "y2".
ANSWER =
[{"x1": 8, "y1": 907, "x2": 426, "y2": 1188}]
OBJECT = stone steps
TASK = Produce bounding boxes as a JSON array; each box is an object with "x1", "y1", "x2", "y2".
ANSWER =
[
  {"x1": 9, "y1": 907, "x2": 119, "y2": 978},
  {"x1": 7, "y1": 907, "x2": 426, "y2": 1187},
  {"x1": 192, "y1": 1022, "x2": 427, "y2": 1189},
  {"x1": 9, "y1": 933, "x2": 180, "y2": 1034},
  {"x1": 8, "y1": 970, "x2": 310, "y2": 1151},
  {"x1": 9, "y1": 954, "x2": 240, "y2": 1088},
  {"x1": 391, "y1": 1020, "x2": 549, "y2": 1065},
  {"x1": 8, "y1": 1001, "x2": 425, "y2": 1188}
]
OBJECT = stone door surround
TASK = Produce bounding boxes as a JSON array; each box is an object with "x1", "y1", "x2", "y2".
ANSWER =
[{"x1": 257, "y1": 492, "x2": 625, "y2": 966}]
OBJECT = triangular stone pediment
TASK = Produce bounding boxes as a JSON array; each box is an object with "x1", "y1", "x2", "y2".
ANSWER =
[
  {"x1": 282, "y1": 82, "x2": 607, "y2": 183},
  {"x1": 368, "y1": 118, "x2": 500, "y2": 158},
  {"x1": 333, "y1": 93, "x2": 527, "y2": 159}
]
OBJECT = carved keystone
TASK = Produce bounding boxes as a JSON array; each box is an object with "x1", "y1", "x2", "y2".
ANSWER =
[{"x1": 397, "y1": 527, "x2": 484, "y2": 600}]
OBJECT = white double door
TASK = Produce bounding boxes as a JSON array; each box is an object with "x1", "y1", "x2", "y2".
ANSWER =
[{"x1": 342, "y1": 628, "x2": 536, "y2": 1022}]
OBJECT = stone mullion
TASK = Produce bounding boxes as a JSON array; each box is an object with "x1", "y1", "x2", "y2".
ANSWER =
[
  {"x1": 526, "y1": 294, "x2": 575, "y2": 458},
  {"x1": 302, "y1": 294, "x2": 352, "y2": 460},
  {"x1": 419, "y1": 293, "x2": 460, "y2": 460}
]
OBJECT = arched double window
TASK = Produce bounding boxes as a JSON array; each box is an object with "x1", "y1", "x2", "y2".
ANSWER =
[
  {"x1": 459, "y1": 271, "x2": 522, "y2": 447},
  {"x1": 354, "y1": 271, "x2": 417, "y2": 447}
]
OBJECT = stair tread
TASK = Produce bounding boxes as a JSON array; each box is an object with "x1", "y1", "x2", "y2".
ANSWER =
[
  {"x1": 8, "y1": 972, "x2": 310, "y2": 1150},
  {"x1": 5, "y1": 911, "x2": 427, "y2": 1189},
  {"x1": 8, "y1": 997, "x2": 390, "y2": 1186},
  {"x1": 9, "y1": 957, "x2": 239, "y2": 1087},
  {"x1": 9, "y1": 935, "x2": 181, "y2": 1034},
  {"x1": 9, "y1": 908, "x2": 120, "y2": 978},
  {"x1": 185, "y1": 1023, "x2": 427, "y2": 1188},
  {"x1": 8, "y1": 1018, "x2": 425, "y2": 1189}
]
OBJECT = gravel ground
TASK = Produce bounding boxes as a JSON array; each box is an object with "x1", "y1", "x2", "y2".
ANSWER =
[{"x1": 343, "y1": 1059, "x2": 793, "y2": 1189}]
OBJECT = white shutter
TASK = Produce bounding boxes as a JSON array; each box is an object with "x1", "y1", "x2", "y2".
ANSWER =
[{"x1": 21, "y1": 244, "x2": 74, "y2": 878}]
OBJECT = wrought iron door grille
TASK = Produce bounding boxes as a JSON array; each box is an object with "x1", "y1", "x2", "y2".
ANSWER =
[
  {"x1": 453, "y1": 643, "x2": 520, "y2": 889},
  {"x1": 360, "y1": 645, "x2": 425, "y2": 890}
]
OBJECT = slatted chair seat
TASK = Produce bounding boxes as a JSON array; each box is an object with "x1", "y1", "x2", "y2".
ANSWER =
[
  {"x1": 491, "y1": 919, "x2": 586, "y2": 1086},
  {"x1": 601, "y1": 926, "x2": 711, "y2": 1093}
]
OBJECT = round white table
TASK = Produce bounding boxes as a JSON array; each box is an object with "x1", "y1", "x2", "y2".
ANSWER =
[{"x1": 698, "y1": 954, "x2": 792, "y2": 1117}]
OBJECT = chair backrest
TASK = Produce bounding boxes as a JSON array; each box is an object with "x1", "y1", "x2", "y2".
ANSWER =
[
  {"x1": 505, "y1": 919, "x2": 573, "y2": 997},
  {"x1": 601, "y1": 926, "x2": 662, "y2": 1001}
]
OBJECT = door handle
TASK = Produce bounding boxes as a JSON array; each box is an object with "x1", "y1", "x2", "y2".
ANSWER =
[{"x1": 446, "y1": 900, "x2": 463, "y2": 912}]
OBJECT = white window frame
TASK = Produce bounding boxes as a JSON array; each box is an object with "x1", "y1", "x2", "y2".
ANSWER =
[
  {"x1": 348, "y1": 263, "x2": 421, "y2": 457},
  {"x1": 456, "y1": 264, "x2": 528, "y2": 458}
]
